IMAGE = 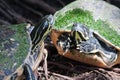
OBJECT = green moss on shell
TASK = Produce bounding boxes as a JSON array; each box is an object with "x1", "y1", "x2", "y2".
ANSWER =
[
  {"x1": 54, "y1": 9, "x2": 120, "y2": 47},
  {"x1": 0, "y1": 23, "x2": 29, "y2": 72},
  {"x1": 11, "y1": 24, "x2": 29, "y2": 66}
]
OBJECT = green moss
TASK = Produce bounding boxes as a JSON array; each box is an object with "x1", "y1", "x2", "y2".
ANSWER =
[
  {"x1": 54, "y1": 9, "x2": 120, "y2": 47},
  {"x1": 11, "y1": 24, "x2": 29, "y2": 66},
  {"x1": 0, "y1": 23, "x2": 29, "y2": 71}
]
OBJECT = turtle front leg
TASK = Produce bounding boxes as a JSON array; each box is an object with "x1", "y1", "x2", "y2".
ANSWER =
[
  {"x1": 5, "y1": 64, "x2": 36, "y2": 80},
  {"x1": 98, "y1": 50, "x2": 117, "y2": 66},
  {"x1": 37, "y1": 49, "x2": 49, "y2": 80},
  {"x1": 75, "y1": 38, "x2": 117, "y2": 66},
  {"x1": 43, "y1": 49, "x2": 48, "y2": 80},
  {"x1": 22, "y1": 63, "x2": 37, "y2": 80},
  {"x1": 56, "y1": 32, "x2": 72, "y2": 55},
  {"x1": 75, "y1": 41, "x2": 96, "y2": 54}
]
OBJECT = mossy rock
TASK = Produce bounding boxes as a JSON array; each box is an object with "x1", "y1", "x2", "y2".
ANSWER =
[
  {"x1": 0, "y1": 24, "x2": 30, "y2": 79},
  {"x1": 54, "y1": 0, "x2": 120, "y2": 47}
]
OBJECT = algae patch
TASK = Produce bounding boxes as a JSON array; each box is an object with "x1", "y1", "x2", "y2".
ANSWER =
[
  {"x1": 11, "y1": 24, "x2": 29, "y2": 66},
  {"x1": 54, "y1": 9, "x2": 120, "y2": 47},
  {"x1": 0, "y1": 24, "x2": 29, "y2": 73}
]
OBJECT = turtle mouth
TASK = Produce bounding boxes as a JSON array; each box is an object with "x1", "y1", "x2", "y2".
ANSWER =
[{"x1": 93, "y1": 32, "x2": 118, "y2": 65}]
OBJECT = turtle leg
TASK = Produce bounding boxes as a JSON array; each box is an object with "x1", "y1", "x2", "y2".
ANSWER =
[
  {"x1": 5, "y1": 64, "x2": 36, "y2": 80},
  {"x1": 5, "y1": 66, "x2": 25, "y2": 80},
  {"x1": 57, "y1": 33, "x2": 71, "y2": 55},
  {"x1": 75, "y1": 41, "x2": 97, "y2": 54},
  {"x1": 92, "y1": 32, "x2": 118, "y2": 65},
  {"x1": 22, "y1": 63, "x2": 37, "y2": 80},
  {"x1": 8, "y1": 73, "x2": 19, "y2": 80},
  {"x1": 76, "y1": 40, "x2": 117, "y2": 65},
  {"x1": 98, "y1": 50, "x2": 117, "y2": 65},
  {"x1": 75, "y1": 37, "x2": 117, "y2": 63},
  {"x1": 37, "y1": 49, "x2": 49, "y2": 80},
  {"x1": 43, "y1": 49, "x2": 48, "y2": 80}
]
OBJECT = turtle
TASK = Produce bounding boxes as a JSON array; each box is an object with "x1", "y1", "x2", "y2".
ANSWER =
[
  {"x1": 49, "y1": 0, "x2": 120, "y2": 68},
  {"x1": 0, "y1": 14, "x2": 54, "y2": 80},
  {"x1": 50, "y1": 22, "x2": 120, "y2": 68}
]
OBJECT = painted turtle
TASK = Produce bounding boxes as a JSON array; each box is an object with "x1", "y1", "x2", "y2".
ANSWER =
[
  {"x1": 50, "y1": 0, "x2": 120, "y2": 68},
  {"x1": 50, "y1": 22, "x2": 120, "y2": 68},
  {"x1": 0, "y1": 14, "x2": 54, "y2": 79}
]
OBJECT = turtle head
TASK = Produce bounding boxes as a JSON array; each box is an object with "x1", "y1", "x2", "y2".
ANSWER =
[
  {"x1": 37, "y1": 14, "x2": 54, "y2": 38},
  {"x1": 30, "y1": 14, "x2": 54, "y2": 52},
  {"x1": 71, "y1": 23, "x2": 89, "y2": 43}
]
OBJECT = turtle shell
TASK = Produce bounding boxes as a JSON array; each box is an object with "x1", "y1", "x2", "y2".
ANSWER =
[
  {"x1": 51, "y1": 0, "x2": 120, "y2": 68},
  {"x1": 0, "y1": 24, "x2": 31, "y2": 79},
  {"x1": 50, "y1": 29, "x2": 120, "y2": 68}
]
